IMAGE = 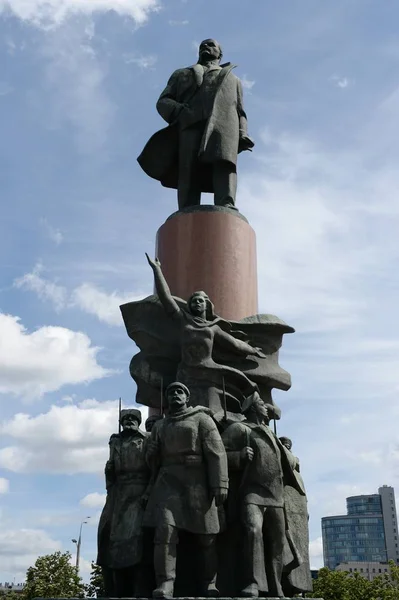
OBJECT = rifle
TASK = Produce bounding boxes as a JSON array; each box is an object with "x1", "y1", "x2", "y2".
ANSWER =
[
  {"x1": 118, "y1": 397, "x2": 122, "y2": 434},
  {"x1": 239, "y1": 424, "x2": 252, "y2": 491},
  {"x1": 222, "y1": 375, "x2": 227, "y2": 422}
]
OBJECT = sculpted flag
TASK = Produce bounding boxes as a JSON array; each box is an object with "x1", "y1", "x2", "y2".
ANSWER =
[{"x1": 120, "y1": 295, "x2": 294, "y2": 411}]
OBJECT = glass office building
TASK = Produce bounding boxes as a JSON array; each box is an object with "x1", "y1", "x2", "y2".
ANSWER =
[{"x1": 322, "y1": 486, "x2": 399, "y2": 571}]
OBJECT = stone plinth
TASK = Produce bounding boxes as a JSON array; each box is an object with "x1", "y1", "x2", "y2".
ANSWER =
[{"x1": 155, "y1": 206, "x2": 258, "y2": 322}]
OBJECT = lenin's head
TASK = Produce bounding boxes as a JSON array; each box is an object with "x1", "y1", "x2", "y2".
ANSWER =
[{"x1": 198, "y1": 39, "x2": 223, "y2": 63}]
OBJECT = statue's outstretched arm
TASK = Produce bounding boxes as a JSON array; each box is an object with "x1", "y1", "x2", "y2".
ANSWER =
[
  {"x1": 215, "y1": 326, "x2": 265, "y2": 358},
  {"x1": 145, "y1": 253, "x2": 180, "y2": 317}
]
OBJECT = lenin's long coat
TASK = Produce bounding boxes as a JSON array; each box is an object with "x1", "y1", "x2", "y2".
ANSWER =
[{"x1": 137, "y1": 63, "x2": 249, "y2": 192}]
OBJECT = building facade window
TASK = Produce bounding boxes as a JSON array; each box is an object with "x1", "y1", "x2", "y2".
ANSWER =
[{"x1": 322, "y1": 493, "x2": 390, "y2": 570}]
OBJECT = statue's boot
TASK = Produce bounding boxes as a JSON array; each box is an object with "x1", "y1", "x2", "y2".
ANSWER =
[
  {"x1": 114, "y1": 566, "x2": 135, "y2": 598},
  {"x1": 241, "y1": 583, "x2": 259, "y2": 597},
  {"x1": 153, "y1": 543, "x2": 176, "y2": 599},
  {"x1": 204, "y1": 583, "x2": 219, "y2": 598},
  {"x1": 219, "y1": 196, "x2": 238, "y2": 211},
  {"x1": 101, "y1": 566, "x2": 115, "y2": 597},
  {"x1": 199, "y1": 535, "x2": 219, "y2": 598}
]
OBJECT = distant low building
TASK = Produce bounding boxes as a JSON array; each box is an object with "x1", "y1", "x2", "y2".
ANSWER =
[
  {"x1": 322, "y1": 485, "x2": 399, "y2": 570},
  {"x1": 335, "y1": 561, "x2": 390, "y2": 581},
  {"x1": 310, "y1": 569, "x2": 319, "y2": 580},
  {"x1": 0, "y1": 583, "x2": 25, "y2": 594}
]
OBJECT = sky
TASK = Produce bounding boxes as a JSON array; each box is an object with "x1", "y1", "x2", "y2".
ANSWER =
[{"x1": 1, "y1": 0, "x2": 399, "y2": 583}]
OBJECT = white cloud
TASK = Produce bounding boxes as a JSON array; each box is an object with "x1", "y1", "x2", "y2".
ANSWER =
[
  {"x1": 32, "y1": 509, "x2": 84, "y2": 528},
  {"x1": 14, "y1": 263, "x2": 67, "y2": 311},
  {"x1": 14, "y1": 266, "x2": 145, "y2": 326},
  {"x1": 70, "y1": 555, "x2": 92, "y2": 576},
  {"x1": 0, "y1": 477, "x2": 10, "y2": 493},
  {"x1": 80, "y1": 492, "x2": 106, "y2": 508},
  {"x1": 0, "y1": 527, "x2": 61, "y2": 555},
  {"x1": 40, "y1": 218, "x2": 64, "y2": 245},
  {"x1": 309, "y1": 536, "x2": 323, "y2": 569},
  {"x1": 0, "y1": 312, "x2": 109, "y2": 399},
  {"x1": 40, "y1": 19, "x2": 115, "y2": 155},
  {"x1": 10, "y1": 1, "x2": 151, "y2": 153},
  {"x1": 330, "y1": 74, "x2": 351, "y2": 89},
  {"x1": 241, "y1": 74, "x2": 255, "y2": 91},
  {"x1": 0, "y1": 527, "x2": 61, "y2": 580},
  {"x1": 168, "y1": 19, "x2": 189, "y2": 26},
  {"x1": 241, "y1": 96, "x2": 399, "y2": 550},
  {"x1": 71, "y1": 283, "x2": 144, "y2": 326},
  {"x1": 5, "y1": 38, "x2": 16, "y2": 55},
  {"x1": 0, "y1": 0, "x2": 160, "y2": 29},
  {"x1": 124, "y1": 53, "x2": 157, "y2": 69},
  {"x1": 0, "y1": 399, "x2": 148, "y2": 474},
  {"x1": 61, "y1": 394, "x2": 76, "y2": 403},
  {"x1": 244, "y1": 128, "x2": 398, "y2": 334}
]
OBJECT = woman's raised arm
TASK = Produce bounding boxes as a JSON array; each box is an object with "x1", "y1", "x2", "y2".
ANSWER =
[{"x1": 145, "y1": 253, "x2": 180, "y2": 317}]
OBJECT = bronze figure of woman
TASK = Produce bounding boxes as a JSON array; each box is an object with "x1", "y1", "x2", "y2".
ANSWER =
[{"x1": 146, "y1": 254, "x2": 265, "y2": 413}]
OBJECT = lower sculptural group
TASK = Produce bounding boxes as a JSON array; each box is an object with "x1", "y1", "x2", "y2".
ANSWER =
[
  {"x1": 97, "y1": 382, "x2": 311, "y2": 599},
  {"x1": 97, "y1": 255, "x2": 311, "y2": 598}
]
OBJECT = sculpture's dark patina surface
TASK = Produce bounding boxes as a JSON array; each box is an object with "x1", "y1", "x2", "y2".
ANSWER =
[
  {"x1": 144, "y1": 381, "x2": 228, "y2": 598},
  {"x1": 96, "y1": 409, "x2": 153, "y2": 597},
  {"x1": 120, "y1": 256, "x2": 294, "y2": 417},
  {"x1": 105, "y1": 259, "x2": 312, "y2": 598},
  {"x1": 138, "y1": 39, "x2": 254, "y2": 210},
  {"x1": 96, "y1": 39, "x2": 313, "y2": 599}
]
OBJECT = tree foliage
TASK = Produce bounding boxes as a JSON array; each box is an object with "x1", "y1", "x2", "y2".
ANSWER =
[
  {"x1": 307, "y1": 562, "x2": 399, "y2": 600},
  {"x1": 85, "y1": 563, "x2": 105, "y2": 598},
  {"x1": 23, "y1": 551, "x2": 86, "y2": 600}
]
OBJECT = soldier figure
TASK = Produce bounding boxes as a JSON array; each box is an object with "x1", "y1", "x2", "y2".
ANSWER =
[
  {"x1": 144, "y1": 382, "x2": 229, "y2": 598},
  {"x1": 222, "y1": 393, "x2": 288, "y2": 598},
  {"x1": 97, "y1": 409, "x2": 152, "y2": 597},
  {"x1": 145, "y1": 414, "x2": 163, "y2": 433},
  {"x1": 279, "y1": 437, "x2": 312, "y2": 596}
]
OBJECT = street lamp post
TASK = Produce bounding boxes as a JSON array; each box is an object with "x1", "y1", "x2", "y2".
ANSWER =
[{"x1": 72, "y1": 516, "x2": 90, "y2": 571}]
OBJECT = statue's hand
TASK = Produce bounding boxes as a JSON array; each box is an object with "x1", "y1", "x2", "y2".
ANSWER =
[
  {"x1": 212, "y1": 487, "x2": 228, "y2": 507},
  {"x1": 145, "y1": 253, "x2": 161, "y2": 269},
  {"x1": 238, "y1": 135, "x2": 255, "y2": 154},
  {"x1": 240, "y1": 446, "x2": 254, "y2": 462},
  {"x1": 253, "y1": 347, "x2": 266, "y2": 359}
]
